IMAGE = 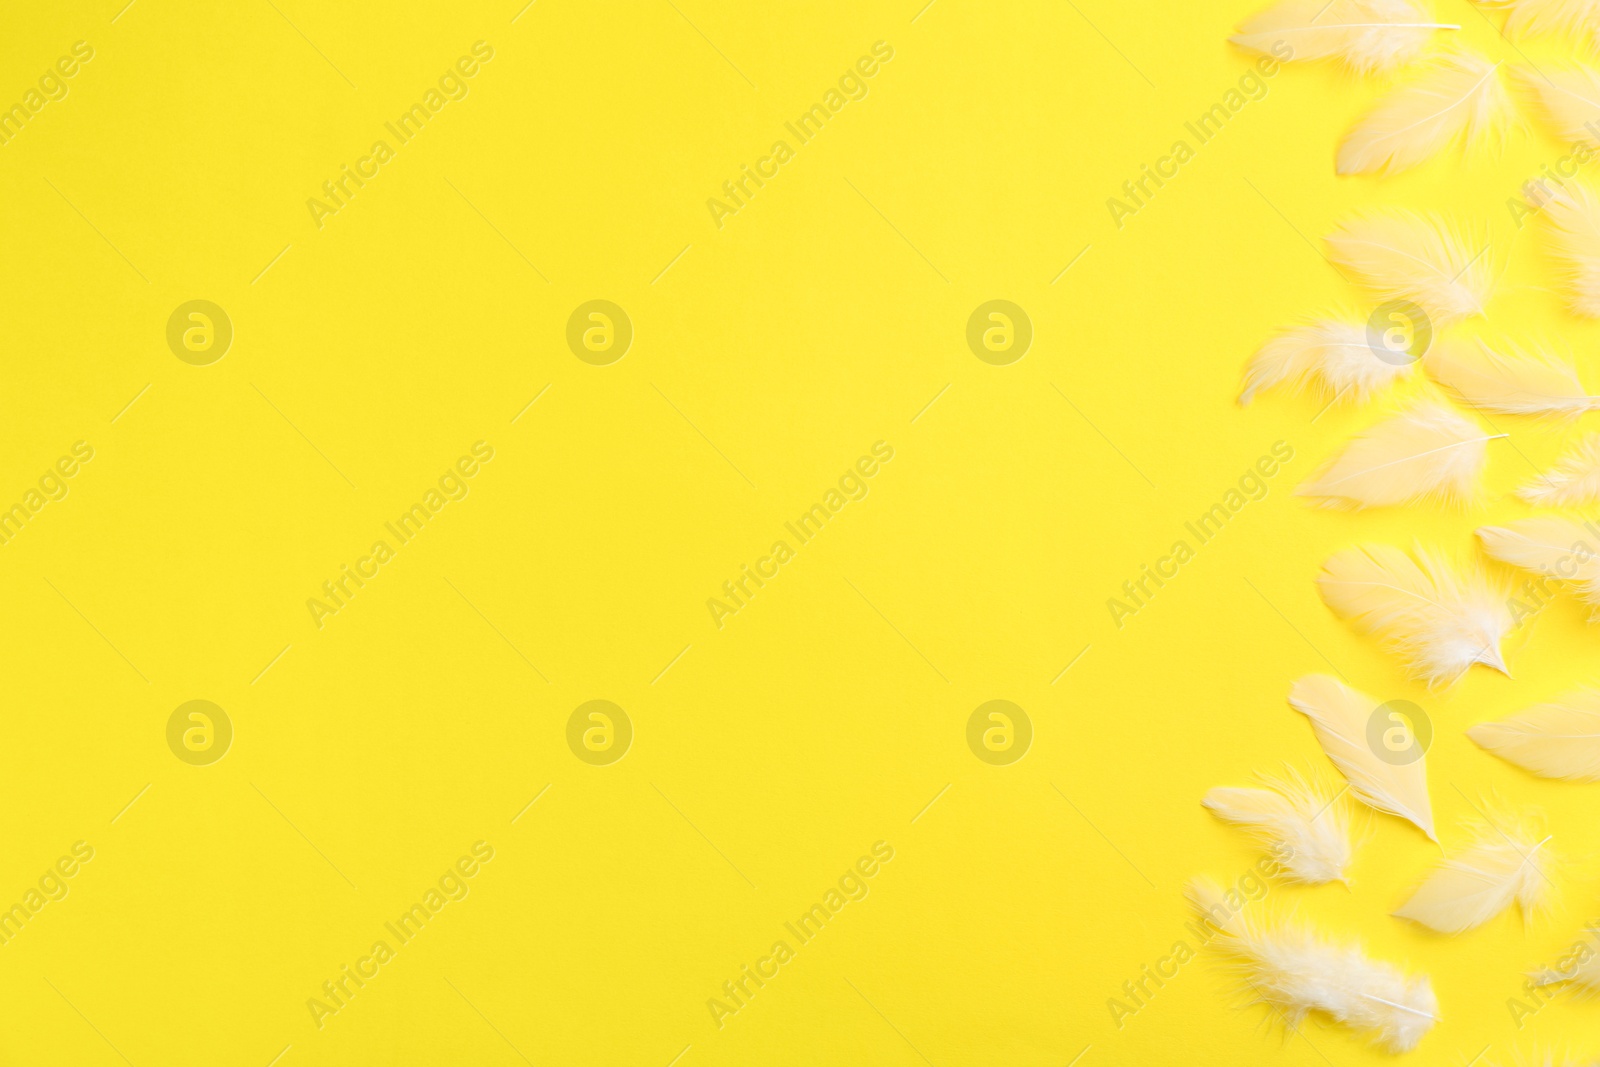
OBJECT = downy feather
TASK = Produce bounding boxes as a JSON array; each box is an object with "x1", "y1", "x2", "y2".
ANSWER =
[
  {"x1": 1469, "y1": 688, "x2": 1600, "y2": 779},
  {"x1": 1287, "y1": 674, "x2": 1436, "y2": 839},
  {"x1": 1424, "y1": 337, "x2": 1600, "y2": 418},
  {"x1": 1519, "y1": 433, "x2": 1600, "y2": 504},
  {"x1": 1478, "y1": 0, "x2": 1600, "y2": 50},
  {"x1": 1539, "y1": 180, "x2": 1600, "y2": 316},
  {"x1": 1477, "y1": 518, "x2": 1600, "y2": 614},
  {"x1": 1203, "y1": 768, "x2": 1353, "y2": 884},
  {"x1": 1238, "y1": 318, "x2": 1413, "y2": 405},
  {"x1": 1187, "y1": 877, "x2": 1438, "y2": 1052},
  {"x1": 1394, "y1": 814, "x2": 1554, "y2": 932},
  {"x1": 1295, "y1": 400, "x2": 1501, "y2": 508},
  {"x1": 1326, "y1": 211, "x2": 1495, "y2": 327},
  {"x1": 1316, "y1": 543, "x2": 1512, "y2": 684},
  {"x1": 1531, "y1": 928, "x2": 1600, "y2": 990},
  {"x1": 1338, "y1": 51, "x2": 1509, "y2": 176},
  {"x1": 1515, "y1": 64, "x2": 1600, "y2": 148},
  {"x1": 1232, "y1": 0, "x2": 1456, "y2": 75}
]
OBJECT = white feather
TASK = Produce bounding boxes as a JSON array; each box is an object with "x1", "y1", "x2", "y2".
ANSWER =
[
  {"x1": 1477, "y1": 518, "x2": 1600, "y2": 614},
  {"x1": 1520, "y1": 433, "x2": 1600, "y2": 505},
  {"x1": 1469, "y1": 688, "x2": 1600, "y2": 779},
  {"x1": 1232, "y1": 0, "x2": 1457, "y2": 75},
  {"x1": 1295, "y1": 400, "x2": 1502, "y2": 508},
  {"x1": 1478, "y1": 0, "x2": 1600, "y2": 49},
  {"x1": 1532, "y1": 932, "x2": 1600, "y2": 990},
  {"x1": 1187, "y1": 877, "x2": 1439, "y2": 1053},
  {"x1": 1394, "y1": 815, "x2": 1554, "y2": 933},
  {"x1": 1539, "y1": 181, "x2": 1600, "y2": 317},
  {"x1": 1338, "y1": 51, "x2": 1509, "y2": 176},
  {"x1": 1515, "y1": 64, "x2": 1600, "y2": 150},
  {"x1": 1203, "y1": 768, "x2": 1353, "y2": 884},
  {"x1": 1425, "y1": 337, "x2": 1600, "y2": 418},
  {"x1": 1238, "y1": 318, "x2": 1413, "y2": 406},
  {"x1": 1326, "y1": 211, "x2": 1495, "y2": 327},
  {"x1": 1287, "y1": 674, "x2": 1437, "y2": 839},
  {"x1": 1316, "y1": 543, "x2": 1513, "y2": 684}
]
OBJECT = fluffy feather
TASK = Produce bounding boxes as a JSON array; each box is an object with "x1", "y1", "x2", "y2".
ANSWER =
[
  {"x1": 1424, "y1": 337, "x2": 1600, "y2": 418},
  {"x1": 1232, "y1": 0, "x2": 1457, "y2": 74},
  {"x1": 1187, "y1": 877, "x2": 1438, "y2": 1052},
  {"x1": 1469, "y1": 689, "x2": 1600, "y2": 779},
  {"x1": 1520, "y1": 433, "x2": 1600, "y2": 504},
  {"x1": 1203, "y1": 768, "x2": 1353, "y2": 884},
  {"x1": 1515, "y1": 65, "x2": 1600, "y2": 152},
  {"x1": 1338, "y1": 51, "x2": 1509, "y2": 176},
  {"x1": 1326, "y1": 211, "x2": 1495, "y2": 327},
  {"x1": 1479, "y1": 0, "x2": 1600, "y2": 49},
  {"x1": 1287, "y1": 674, "x2": 1436, "y2": 839},
  {"x1": 1295, "y1": 400, "x2": 1501, "y2": 508},
  {"x1": 1238, "y1": 318, "x2": 1413, "y2": 406},
  {"x1": 1316, "y1": 543, "x2": 1512, "y2": 684},
  {"x1": 1394, "y1": 815, "x2": 1553, "y2": 932},
  {"x1": 1538, "y1": 181, "x2": 1600, "y2": 316},
  {"x1": 1477, "y1": 518, "x2": 1600, "y2": 615}
]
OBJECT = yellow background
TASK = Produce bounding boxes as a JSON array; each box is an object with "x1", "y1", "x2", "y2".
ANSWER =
[{"x1": 2, "y1": 0, "x2": 1599, "y2": 1063}]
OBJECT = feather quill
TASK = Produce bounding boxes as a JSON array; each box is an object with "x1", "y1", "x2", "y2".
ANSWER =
[
  {"x1": 1187, "y1": 877, "x2": 1438, "y2": 1052},
  {"x1": 1477, "y1": 518, "x2": 1600, "y2": 615},
  {"x1": 1338, "y1": 51, "x2": 1509, "y2": 176},
  {"x1": 1425, "y1": 337, "x2": 1600, "y2": 418},
  {"x1": 1479, "y1": 0, "x2": 1600, "y2": 50},
  {"x1": 1515, "y1": 64, "x2": 1600, "y2": 149},
  {"x1": 1232, "y1": 0, "x2": 1457, "y2": 74},
  {"x1": 1469, "y1": 689, "x2": 1600, "y2": 779},
  {"x1": 1316, "y1": 543, "x2": 1512, "y2": 684},
  {"x1": 1287, "y1": 674, "x2": 1436, "y2": 839},
  {"x1": 1295, "y1": 400, "x2": 1502, "y2": 508},
  {"x1": 1539, "y1": 181, "x2": 1600, "y2": 316},
  {"x1": 1203, "y1": 768, "x2": 1353, "y2": 884},
  {"x1": 1519, "y1": 433, "x2": 1600, "y2": 504},
  {"x1": 1326, "y1": 212, "x2": 1494, "y2": 327},
  {"x1": 1238, "y1": 318, "x2": 1413, "y2": 405},
  {"x1": 1394, "y1": 815, "x2": 1553, "y2": 933}
]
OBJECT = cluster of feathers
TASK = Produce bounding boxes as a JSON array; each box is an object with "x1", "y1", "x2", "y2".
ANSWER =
[{"x1": 1193, "y1": 0, "x2": 1600, "y2": 1058}]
